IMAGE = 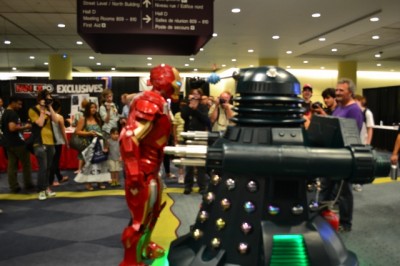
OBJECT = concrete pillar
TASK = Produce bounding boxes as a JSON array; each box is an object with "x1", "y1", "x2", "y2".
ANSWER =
[
  {"x1": 49, "y1": 54, "x2": 72, "y2": 80},
  {"x1": 338, "y1": 61, "x2": 357, "y2": 85},
  {"x1": 258, "y1": 58, "x2": 279, "y2": 67}
]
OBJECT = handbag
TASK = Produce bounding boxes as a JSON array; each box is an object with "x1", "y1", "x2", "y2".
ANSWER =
[
  {"x1": 70, "y1": 118, "x2": 89, "y2": 152},
  {"x1": 70, "y1": 133, "x2": 89, "y2": 152},
  {"x1": 91, "y1": 137, "x2": 108, "y2": 164}
]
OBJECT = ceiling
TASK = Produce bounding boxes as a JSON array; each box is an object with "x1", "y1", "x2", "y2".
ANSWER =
[{"x1": 1, "y1": 0, "x2": 400, "y2": 74}]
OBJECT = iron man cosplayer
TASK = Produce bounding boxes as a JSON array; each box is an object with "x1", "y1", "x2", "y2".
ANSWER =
[{"x1": 120, "y1": 64, "x2": 181, "y2": 266}]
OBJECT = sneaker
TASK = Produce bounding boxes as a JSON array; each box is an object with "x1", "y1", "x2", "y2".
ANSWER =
[
  {"x1": 338, "y1": 225, "x2": 352, "y2": 232},
  {"x1": 38, "y1": 191, "x2": 47, "y2": 201},
  {"x1": 183, "y1": 187, "x2": 192, "y2": 195},
  {"x1": 353, "y1": 184, "x2": 363, "y2": 192},
  {"x1": 178, "y1": 175, "x2": 184, "y2": 184},
  {"x1": 45, "y1": 189, "x2": 56, "y2": 198}
]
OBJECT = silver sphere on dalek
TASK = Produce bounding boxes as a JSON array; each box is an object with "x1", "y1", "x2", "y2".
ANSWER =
[{"x1": 165, "y1": 66, "x2": 390, "y2": 266}]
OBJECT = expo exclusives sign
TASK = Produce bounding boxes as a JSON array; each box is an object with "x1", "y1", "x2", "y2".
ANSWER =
[{"x1": 11, "y1": 80, "x2": 106, "y2": 98}]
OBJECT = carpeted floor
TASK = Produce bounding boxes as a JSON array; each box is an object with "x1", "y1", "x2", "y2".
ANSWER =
[{"x1": 0, "y1": 169, "x2": 399, "y2": 265}]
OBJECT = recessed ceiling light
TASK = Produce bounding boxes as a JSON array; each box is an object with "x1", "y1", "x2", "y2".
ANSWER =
[
  {"x1": 272, "y1": 35, "x2": 280, "y2": 40},
  {"x1": 320, "y1": 66, "x2": 325, "y2": 69},
  {"x1": 89, "y1": 56, "x2": 95, "y2": 60},
  {"x1": 96, "y1": 62, "x2": 101, "y2": 65},
  {"x1": 12, "y1": 67, "x2": 17, "y2": 71},
  {"x1": 286, "y1": 51, "x2": 292, "y2": 54},
  {"x1": 44, "y1": 62, "x2": 48, "y2": 65},
  {"x1": 319, "y1": 37, "x2": 326, "y2": 41},
  {"x1": 231, "y1": 8, "x2": 241, "y2": 13},
  {"x1": 193, "y1": 69, "x2": 198, "y2": 72},
  {"x1": 57, "y1": 23, "x2": 66, "y2": 28},
  {"x1": 375, "y1": 53, "x2": 381, "y2": 58},
  {"x1": 372, "y1": 35, "x2": 380, "y2": 40},
  {"x1": 221, "y1": 64, "x2": 226, "y2": 67},
  {"x1": 200, "y1": 48, "x2": 204, "y2": 51},
  {"x1": 29, "y1": 56, "x2": 35, "y2": 60},
  {"x1": 331, "y1": 48, "x2": 338, "y2": 52},
  {"x1": 147, "y1": 57, "x2": 152, "y2": 60},
  {"x1": 189, "y1": 57, "x2": 195, "y2": 61},
  {"x1": 111, "y1": 67, "x2": 116, "y2": 71},
  {"x1": 249, "y1": 65, "x2": 254, "y2": 67},
  {"x1": 4, "y1": 40, "x2": 11, "y2": 45},
  {"x1": 370, "y1": 17, "x2": 379, "y2": 22},
  {"x1": 286, "y1": 66, "x2": 291, "y2": 69},
  {"x1": 377, "y1": 63, "x2": 381, "y2": 67},
  {"x1": 76, "y1": 41, "x2": 83, "y2": 45},
  {"x1": 248, "y1": 49, "x2": 254, "y2": 53},
  {"x1": 303, "y1": 60, "x2": 309, "y2": 64},
  {"x1": 212, "y1": 33, "x2": 218, "y2": 37},
  {"x1": 185, "y1": 63, "x2": 189, "y2": 67},
  {"x1": 147, "y1": 63, "x2": 152, "y2": 66},
  {"x1": 312, "y1": 13, "x2": 321, "y2": 18},
  {"x1": 231, "y1": 59, "x2": 237, "y2": 62}
]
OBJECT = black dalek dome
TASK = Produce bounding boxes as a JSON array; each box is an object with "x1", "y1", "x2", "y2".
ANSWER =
[{"x1": 232, "y1": 66, "x2": 305, "y2": 127}]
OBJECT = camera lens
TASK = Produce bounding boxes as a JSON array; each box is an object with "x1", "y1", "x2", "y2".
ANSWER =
[{"x1": 219, "y1": 98, "x2": 226, "y2": 104}]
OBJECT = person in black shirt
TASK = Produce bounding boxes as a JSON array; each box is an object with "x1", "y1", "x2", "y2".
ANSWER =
[
  {"x1": 1, "y1": 96, "x2": 34, "y2": 193},
  {"x1": 180, "y1": 88, "x2": 210, "y2": 194}
]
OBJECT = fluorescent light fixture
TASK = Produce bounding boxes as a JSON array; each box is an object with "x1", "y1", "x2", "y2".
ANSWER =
[
  {"x1": 376, "y1": 63, "x2": 381, "y2": 67},
  {"x1": 312, "y1": 13, "x2": 321, "y2": 18},
  {"x1": 231, "y1": 59, "x2": 237, "y2": 62},
  {"x1": 147, "y1": 63, "x2": 152, "y2": 66},
  {"x1": 4, "y1": 40, "x2": 11, "y2": 45},
  {"x1": 147, "y1": 57, "x2": 152, "y2": 60},
  {"x1": 89, "y1": 56, "x2": 95, "y2": 60},
  {"x1": 189, "y1": 58, "x2": 195, "y2": 61},
  {"x1": 29, "y1": 56, "x2": 35, "y2": 60},
  {"x1": 370, "y1": 17, "x2": 379, "y2": 22},
  {"x1": 231, "y1": 8, "x2": 241, "y2": 13},
  {"x1": 12, "y1": 67, "x2": 17, "y2": 71},
  {"x1": 272, "y1": 35, "x2": 280, "y2": 40},
  {"x1": 200, "y1": 48, "x2": 204, "y2": 51},
  {"x1": 248, "y1": 49, "x2": 254, "y2": 53},
  {"x1": 44, "y1": 62, "x2": 48, "y2": 65},
  {"x1": 212, "y1": 33, "x2": 218, "y2": 37},
  {"x1": 372, "y1": 35, "x2": 380, "y2": 40},
  {"x1": 76, "y1": 41, "x2": 83, "y2": 45},
  {"x1": 303, "y1": 60, "x2": 309, "y2": 64},
  {"x1": 318, "y1": 37, "x2": 326, "y2": 41},
  {"x1": 375, "y1": 53, "x2": 381, "y2": 58},
  {"x1": 286, "y1": 51, "x2": 293, "y2": 54},
  {"x1": 57, "y1": 23, "x2": 66, "y2": 28},
  {"x1": 331, "y1": 48, "x2": 338, "y2": 52},
  {"x1": 96, "y1": 62, "x2": 101, "y2": 65},
  {"x1": 111, "y1": 67, "x2": 116, "y2": 71},
  {"x1": 193, "y1": 69, "x2": 198, "y2": 72}
]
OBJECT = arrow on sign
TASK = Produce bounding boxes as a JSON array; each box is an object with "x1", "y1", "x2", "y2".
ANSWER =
[
  {"x1": 143, "y1": 0, "x2": 151, "y2": 8},
  {"x1": 143, "y1": 15, "x2": 152, "y2": 23}
]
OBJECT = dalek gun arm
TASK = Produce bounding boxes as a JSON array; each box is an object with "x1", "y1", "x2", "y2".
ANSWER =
[{"x1": 165, "y1": 143, "x2": 390, "y2": 184}]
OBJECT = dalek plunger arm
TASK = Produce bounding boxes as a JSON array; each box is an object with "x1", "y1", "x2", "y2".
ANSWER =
[{"x1": 165, "y1": 143, "x2": 390, "y2": 183}]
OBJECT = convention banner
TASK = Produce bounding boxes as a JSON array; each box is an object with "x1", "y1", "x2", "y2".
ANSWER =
[{"x1": 10, "y1": 79, "x2": 106, "y2": 98}]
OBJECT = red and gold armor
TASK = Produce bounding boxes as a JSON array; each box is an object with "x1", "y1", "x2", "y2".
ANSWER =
[{"x1": 120, "y1": 65, "x2": 181, "y2": 266}]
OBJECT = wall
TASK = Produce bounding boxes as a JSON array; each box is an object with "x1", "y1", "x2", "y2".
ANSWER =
[{"x1": 209, "y1": 68, "x2": 400, "y2": 104}]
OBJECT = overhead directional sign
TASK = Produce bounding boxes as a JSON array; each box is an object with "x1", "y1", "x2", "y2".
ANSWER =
[{"x1": 77, "y1": 0, "x2": 214, "y2": 55}]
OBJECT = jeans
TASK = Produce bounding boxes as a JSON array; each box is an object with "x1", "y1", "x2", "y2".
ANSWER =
[
  {"x1": 184, "y1": 166, "x2": 207, "y2": 191},
  {"x1": 6, "y1": 145, "x2": 33, "y2": 191},
  {"x1": 320, "y1": 177, "x2": 353, "y2": 228},
  {"x1": 49, "y1": 144, "x2": 63, "y2": 183},
  {"x1": 34, "y1": 145, "x2": 55, "y2": 191}
]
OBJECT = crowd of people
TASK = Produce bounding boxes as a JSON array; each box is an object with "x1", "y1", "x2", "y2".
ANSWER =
[{"x1": 0, "y1": 77, "x2": 396, "y2": 236}]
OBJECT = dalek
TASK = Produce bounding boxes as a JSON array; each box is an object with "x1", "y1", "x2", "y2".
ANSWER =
[{"x1": 165, "y1": 66, "x2": 390, "y2": 266}]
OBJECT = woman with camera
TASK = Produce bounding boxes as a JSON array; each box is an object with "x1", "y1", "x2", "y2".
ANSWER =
[{"x1": 28, "y1": 90, "x2": 59, "y2": 200}]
